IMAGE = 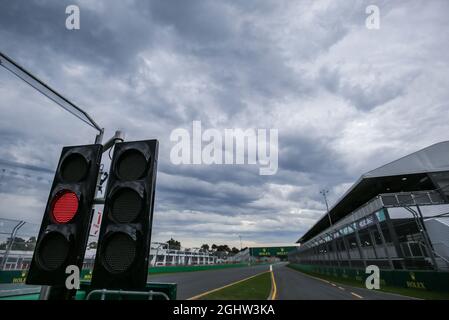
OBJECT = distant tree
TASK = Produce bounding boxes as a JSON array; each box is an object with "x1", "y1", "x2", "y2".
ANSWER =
[
  {"x1": 166, "y1": 238, "x2": 181, "y2": 250},
  {"x1": 6, "y1": 237, "x2": 27, "y2": 251},
  {"x1": 200, "y1": 244, "x2": 210, "y2": 252},
  {"x1": 211, "y1": 244, "x2": 232, "y2": 256},
  {"x1": 25, "y1": 237, "x2": 37, "y2": 251},
  {"x1": 231, "y1": 247, "x2": 239, "y2": 254},
  {"x1": 217, "y1": 245, "x2": 230, "y2": 253}
]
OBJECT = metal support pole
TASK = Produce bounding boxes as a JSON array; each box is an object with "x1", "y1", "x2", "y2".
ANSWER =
[
  {"x1": 1, "y1": 221, "x2": 25, "y2": 270},
  {"x1": 330, "y1": 233, "x2": 341, "y2": 267},
  {"x1": 368, "y1": 229, "x2": 379, "y2": 259},
  {"x1": 0, "y1": 51, "x2": 103, "y2": 135},
  {"x1": 102, "y1": 130, "x2": 125, "y2": 152},
  {"x1": 95, "y1": 129, "x2": 104, "y2": 145},
  {"x1": 375, "y1": 220, "x2": 394, "y2": 270},
  {"x1": 320, "y1": 189, "x2": 332, "y2": 226},
  {"x1": 354, "y1": 228, "x2": 367, "y2": 268},
  {"x1": 92, "y1": 130, "x2": 125, "y2": 204},
  {"x1": 342, "y1": 236, "x2": 352, "y2": 268},
  {"x1": 384, "y1": 209, "x2": 405, "y2": 269},
  {"x1": 405, "y1": 205, "x2": 439, "y2": 270}
]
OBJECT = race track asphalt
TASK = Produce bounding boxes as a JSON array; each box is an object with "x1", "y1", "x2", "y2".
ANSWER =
[
  {"x1": 0, "y1": 263, "x2": 414, "y2": 300},
  {"x1": 272, "y1": 263, "x2": 413, "y2": 300}
]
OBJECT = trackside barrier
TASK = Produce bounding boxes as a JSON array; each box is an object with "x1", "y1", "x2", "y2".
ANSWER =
[
  {"x1": 146, "y1": 263, "x2": 248, "y2": 274},
  {"x1": 0, "y1": 282, "x2": 177, "y2": 300},
  {"x1": 0, "y1": 264, "x2": 249, "y2": 285},
  {"x1": 0, "y1": 270, "x2": 28, "y2": 284},
  {"x1": 80, "y1": 264, "x2": 249, "y2": 281},
  {"x1": 0, "y1": 271, "x2": 177, "y2": 300},
  {"x1": 288, "y1": 263, "x2": 449, "y2": 293},
  {"x1": 79, "y1": 281, "x2": 176, "y2": 300},
  {"x1": 85, "y1": 289, "x2": 170, "y2": 300}
]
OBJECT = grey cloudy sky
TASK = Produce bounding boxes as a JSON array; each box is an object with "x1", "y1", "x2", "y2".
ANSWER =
[{"x1": 0, "y1": 0, "x2": 448, "y2": 248}]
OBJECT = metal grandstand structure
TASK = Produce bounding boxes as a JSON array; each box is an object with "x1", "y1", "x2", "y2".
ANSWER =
[{"x1": 291, "y1": 141, "x2": 449, "y2": 272}]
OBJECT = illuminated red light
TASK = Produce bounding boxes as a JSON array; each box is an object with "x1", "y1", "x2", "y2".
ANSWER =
[{"x1": 51, "y1": 190, "x2": 79, "y2": 223}]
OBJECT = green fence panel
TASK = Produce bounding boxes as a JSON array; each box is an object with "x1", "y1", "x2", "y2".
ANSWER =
[
  {"x1": 0, "y1": 263, "x2": 251, "y2": 285},
  {"x1": 0, "y1": 270, "x2": 28, "y2": 284},
  {"x1": 288, "y1": 263, "x2": 449, "y2": 293}
]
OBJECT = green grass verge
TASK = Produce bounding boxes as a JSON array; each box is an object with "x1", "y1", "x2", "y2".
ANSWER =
[
  {"x1": 200, "y1": 272, "x2": 272, "y2": 300},
  {"x1": 287, "y1": 264, "x2": 449, "y2": 300}
]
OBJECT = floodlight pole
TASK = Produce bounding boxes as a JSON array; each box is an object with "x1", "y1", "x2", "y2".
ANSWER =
[{"x1": 320, "y1": 189, "x2": 332, "y2": 226}]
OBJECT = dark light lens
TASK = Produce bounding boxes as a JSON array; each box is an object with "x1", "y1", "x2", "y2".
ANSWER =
[
  {"x1": 117, "y1": 150, "x2": 147, "y2": 181},
  {"x1": 61, "y1": 153, "x2": 88, "y2": 182},
  {"x1": 102, "y1": 233, "x2": 136, "y2": 274},
  {"x1": 37, "y1": 232, "x2": 70, "y2": 271},
  {"x1": 51, "y1": 190, "x2": 79, "y2": 223},
  {"x1": 111, "y1": 188, "x2": 142, "y2": 223}
]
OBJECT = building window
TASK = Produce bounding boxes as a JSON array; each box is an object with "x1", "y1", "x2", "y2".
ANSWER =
[
  {"x1": 373, "y1": 230, "x2": 383, "y2": 245},
  {"x1": 347, "y1": 236, "x2": 358, "y2": 249},
  {"x1": 359, "y1": 231, "x2": 372, "y2": 247}
]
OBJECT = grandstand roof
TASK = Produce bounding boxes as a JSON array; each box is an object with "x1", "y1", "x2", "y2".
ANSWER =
[{"x1": 298, "y1": 141, "x2": 449, "y2": 244}]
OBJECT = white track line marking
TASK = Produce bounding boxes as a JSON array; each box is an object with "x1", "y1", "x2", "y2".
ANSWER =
[{"x1": 351, "y1": 292, "x2": 363, "y2": 299}]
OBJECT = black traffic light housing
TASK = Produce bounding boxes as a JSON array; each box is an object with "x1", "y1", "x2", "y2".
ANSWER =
[
  {"x1": 91, "y1": 139, "x2": 158, "y2": 290},
  {"x1": 26, "y1": 144, "x2": 103, "y2": 285}
]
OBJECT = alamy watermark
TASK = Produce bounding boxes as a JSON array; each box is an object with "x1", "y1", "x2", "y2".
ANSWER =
[
  {"x1": 66, "y1": 5, "x2": 80, "y2": 30},
  {"x1": 365, "y1": 265, "x2": 380, "y2": 290},
  {"x1": 65, "y1": 265, "x2": 80, "y2": 290},
  {"x1": 365, "y1": 5, "x2": 380, "y2": 30},
  {"x1": 170, "y1": 121, "x2": 278, "y2": 175}
]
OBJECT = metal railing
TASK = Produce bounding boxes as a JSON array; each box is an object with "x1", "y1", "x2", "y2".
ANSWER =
[
  {"x1": 86, "y1": 289, "x2": 170, "y2": 300},
  {"x1": 302, "y1": 190, "x2": 446, "y2": 249},
  {"x1": 379, "y1": 190, "x2": 445, "y2": 207},
  {"x1": 0, "y1": 219, "x2": 39, "y2": 270}
]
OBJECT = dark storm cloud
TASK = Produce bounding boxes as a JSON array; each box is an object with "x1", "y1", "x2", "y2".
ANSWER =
[
  {"x1": 319, "y1": 66, "x2": 418, "y2": 111},
  {"x1": 0, "y1": 0, "x2": 158, "y2": 74},
  {"x1": 278, "y1": 135, "x2": 347, "y2": 176},
  {"x1": 145, "y1": 0, "x2": 236, "y2": 44},
  {"x1": 1, "y1": 0, "x2": 449, "y2": 247}
]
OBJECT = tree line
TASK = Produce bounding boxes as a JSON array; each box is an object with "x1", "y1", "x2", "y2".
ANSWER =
[
  {"x1": 0, "y1": 236, "x2": 242, "y2": 258},
  {"x1": 166, "y1": 238, "x2": 240, "y2": 256}
]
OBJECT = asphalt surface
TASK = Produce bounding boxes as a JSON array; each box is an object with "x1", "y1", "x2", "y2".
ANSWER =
[
  {"x1": 0, "y1": 263, "x2": 414, "y2": 300},
  {"x1": 148, "y1": 264, "x2": 271, "y2": 299},
  {"x1": 272, "y1": 263, "x2": 413, "y2": 300},
  {"x1": 0, "y1": 283, "x2": 41, "y2": 297}
]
